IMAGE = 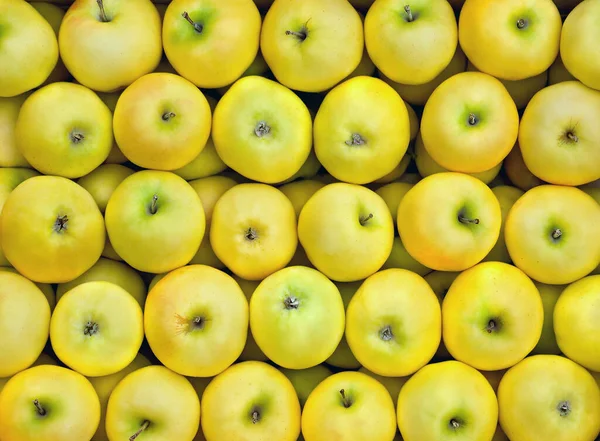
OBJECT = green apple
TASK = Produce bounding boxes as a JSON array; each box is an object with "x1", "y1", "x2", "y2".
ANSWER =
[
  {"x1": 302, "y1": 371, "x2": 397, "y2": 441},
  {"x1": 105, "y1": 170, "x2": 205, "y2": 274},
  {"x1": 280, "y1": 365, "x2": 333, "y2": 407},
  {"x1": 106, "y1": 365, "x2": 200, "y2": 441},
  {"x1": 531, "y1": 283, "x2": 565, "y2": 355},
  {"x1": 326, "y1": 281, "x2": 362, "y2": 369},
  {"x1": 0, "y1": 365, "x2": 101, "y2": 441},
  {"x1": 56, "y1": 257, "x2": 147, "y2": 308},
  {"x1": 15, "y1": 82, "x2": 114, "y2": 178},
  {"x1": 59, "y1": 0, "x2": 162, "y2": 92},
  {"x1": 250, "y1": 266, "x2": 346, "y2": 369},
  {"x1": 77, "y1": 164, "x2": 135, "y2": 214},
  {"x1": 0, "y1": 0, "x2": 58, "y2": 97}
]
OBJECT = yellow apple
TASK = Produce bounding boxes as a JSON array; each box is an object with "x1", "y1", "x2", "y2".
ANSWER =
[
  {"x1": 77, "y1": 164, "x2": 134, "y2": 214},
  {"x1": 280, "y1": 365, "x2": 333, "y2": 407},
  {"x1": 279, "y1": 180, "x2": 326, "y2": 218},
  {"x1": 0, "y1": 94, "x2": 32, "y2": 168},
  {"x1": 326, "y1": 281, "x2": 363, "y2": 370}
]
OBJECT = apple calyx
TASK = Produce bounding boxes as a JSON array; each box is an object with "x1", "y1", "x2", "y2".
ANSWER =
[
  {"x1": 70, "y1": 130, "x2": 85, "y2": 144},
  {"x1": 565, "y1": 131, "x2": 579, "y2": 143},
  {"x1": 551, "y1": 228, "x2": 563, "y2": 240},
  {"x1": 245, "y1": 227, "x2": 258, "y2": 241},
  {"x1": 96, "y1": 0, "x2": 110, "y2": 23},
  {"x1": 250, "y1": 407, "x2": 261, "y2": 424},
  {"x1": 130, "y1": 420, "x2": 150, "y2": 441},
  {"x1": 379, "y1": 325, "x2": 394, "y2": 341},
  {"x1": 485, "y1": 318, "x2": 501, "y2": 334},
  {"x1": 458, "y1": 214, "x2": 479, "y2": 225},
  {"x1": 33, "y1": 399, "x2": 47, "y2": 417},
  {"x1": 557, "y1": 400, "x2": 571, "y2": 417},
  {"x1": 162, "y1": 112, "x2": 176, "y2": 122},
  {"x1": 182, "y1": 12, "x2": 204, "y2": 34},
  {"x1": 284, "y1": 296, "x2": 300, "y2": 310},
  {"x1": 53, "y1": 214, "x2": 69, "y2": 233},
  {"x1": 149, "y1": 195, "x2": 159, "y2": 215},
  {"x1": 83, "y1": 321, "x2": 99, "y2": 336},
  {"x1": 254, "y1": 121, "x2": 271, "y2": 138},
  {"x1": 359, "y1": 213, "x2": 373, "y2": 226},
  {"x1": 345, "y1": 133, "x2": 366, "y2": 147},
  {"x1": 403, "y1": 5, "x2": 415, "y2": 22},
  {"x1": 339, "y1": 389, "x2": 353, "y2": 408}
]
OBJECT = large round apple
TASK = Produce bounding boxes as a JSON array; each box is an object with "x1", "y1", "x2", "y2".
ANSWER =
[
  {"x1": 105, "y1": 170, "x2": 205, "y2": 274},
  {"x1": 298, "y1": 183, "x2": 394, "y2": 282},
  {"x1": 15, "y1": 82, "x2": 113, "y2": 178},
  {"x1": 1, "y1": 175, "x2": 105, "y2": 283}
]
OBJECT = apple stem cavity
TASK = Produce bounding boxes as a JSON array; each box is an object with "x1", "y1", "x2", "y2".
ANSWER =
[
  {"x1": 339, "y1": 389, "x2": 353, "y2": 408},
  {"x1": 70, "y1": 131, "x2": 85, "y2": 144},
  {"x1": 162, "y1": 112, "x2": 176, "y2": 121},
  {"x1": 130, "y1": 420, "x2": 150, "y2": 441},
  {"x1": 551, "y1": 228, "x2": 563, "y2": 240},
  {"x1": 149, "y1": 194, "x2": 159, "y2": 215},
  {"x1": 458, "y1": 214, "x2": 480, "y2": 225},
  {"x1": 33, "y1": 399, "x2": 46, "y2": 417},
  {"x1": 566, "y1": 131, "x2": 579, "y2": 143},
  {"x1": 284, "y1": 296, "x2": 300, "y2": 310},
  {"x1": 83, "y1": 321, "x2": 99, "y2": 336},
  {"x1": 53, "y1": 214, "x2": 69, "y2": 233},
  {"x1": 379, "y1": 325, "x2": 394, "y2": 341},
  {"x1": 557, "y1": 400, "x2": 571, "y2": 417},
  {"x1": 345, "y1": 133, "x2": 366, "y2": 146},
  {"x1": 182, "y1": 12, "x2": 203, "y2": 33},
  {"x1": 359, "y1": 213, "x2": 373, "y2": 226},
  {"x1": 245, "y1": 227, "x2": 258, "y2": 241},
  {"x1": 403, "y1": 5, "x2": 414, "y2": 22},
  {"x1": 96, "y1": 0, "x2": 110, "y2": 22},
  {"x1": 254, "y1": 121, "x2": 271, "y2": 138}
]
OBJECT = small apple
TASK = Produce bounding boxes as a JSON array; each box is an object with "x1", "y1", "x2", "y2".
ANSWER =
[
  {"x1": 59, "y1": 0, "x2": 163, "y2": 92},
  {"x1": 0, "y1": 365, "x2": 101, "y2": 441},
  {"x1": 15, "y1": 82, "x2": 114, "y2": 178},
  {"x1": 1, "y1": 175, "x2": 105, "y2": 283},
  {"x1": 531, "y1": 283, "x2": 565, "y2": 355},
  {"x1": 106, "y1": 365, "x2": 200, "y2": 441},
  {"x1": 77, "y1": 164, "x2": 134, "y2": 214},
  {"x1": 503, "y1": 143, "x2": 545, "y2": 191},
  {"x1": 105, "y1": 170, "x2": 205, "y2": 274},
  {"x1": 279, "y1": 180, "x2": 326, "y2": 218},
  {"x1": 0, "y1": 0, "x2": 58, "y2": 97}
]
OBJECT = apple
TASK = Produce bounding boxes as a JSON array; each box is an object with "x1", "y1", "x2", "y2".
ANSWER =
[
  {"x1": 88, "y1": 353, "x2": 152, "y2": 441},
  {"x1": 162, "y1": 0, "x2": 261, "y2": 89},
  {"x1": 106, "y1": 365, "x2": 200, "y2": 441},
  {"x1": 279, "y1": 180, "x2": 326, "y2": 218},
  {"x1": 313, "y1": 76, "x2": 410, "y2": 184},
  {"x1": 498, "y1": 354, "x2": 600, "y2": 441},
  {"x1": 398, "y1": 360, "x2": 498, "y2": 441},
  {"x1": 397, "y1": 172, "x2": 502, "y2": 272},
  {"x1": 459, "y1": 0, "x2": 562, "y2": 81},
  {"x1": 280, "y1": 364, "x2": 333, "y2": 407},
  {"x1": 59, "y1": 0, "x2": 163, "y2": 92},
  {"x1": 298, "y1": 182, "x2": 394, "y2": 282},
  {"x1": 145, "y1": 265, "x2": 248, "y2": 377},
  {"x1": 233, "y1": 275, "x2": 270, "y2": 363},
  {"x1": 346, "y1": 269, "x2": 441, "y2": 377},
  {"x1": 261, "y1": 0, "x2": 363, "y2": 92},
  {"x1": 77, "y1": 164, "x2": 134, "y2": 216},
  {"x1": 212, "y1": 76, "x2": 312, "y2": 184},
  {"x1": 0, "y1": 267, "x2": 56, "y2": 312},
  {"x1": 302, "y1": 371, "x2": 397, "y2": 441},
  {"x1": 201, "y1": 361, "x2": 300, "y2": 440},
  {"x1": 531, "y1": 283, "x2": 565, "y2": 355},
  {"x1": 420, "y1": 72, "x2": 519, "y2": 173},
  {"x1": 358, "y1": 366, "x2": 411, "y2": 408},
  {"x1": 1, "y1": 175, "x2": 105, "y2": 283},
  {"x1": 366, "y1": 0, "x2": 457, "y2": 86},
  {"x1": 105, "y1": 170, "x2": 205, "y2": 274},
  {"x1": 0, "y1": 94, "x2": 33, "y2": 168},
  {"x1": 503, "y1": 143, "x2": 546, "y2": 191},
  {"x1": 504, "y1": 185, "x2": 600, "y2": 284},
  {"x1": 0, "y1": 0, "x2": 58, "y2": 97},
  {"x1": 0, "y1": 352, "x2": 57, "y2": 397},
  {"x1": 0, "y1": 271, "x2": 51, "y2": 378},
  {"x1": 15, "y1": 82, "x2": 113, "y2": 178},
  {"x1": 113, "y1": 73, "x2": 212, "y2": 170},
  {"x1": 443, "y1": 262, "x2": 544, "y2": 371},
  {"x1": 250, "y1": 266, "x2": 345, "y2": 369},
  {"x1": 0, "y1": 365, "x2": 101, "y2": 441},
  {"x1": 548, "y1": 53, "x2": 577, "y2": 85},
  {"x1": 210, "y1": 183, "x2": 298, "y2": 280}
]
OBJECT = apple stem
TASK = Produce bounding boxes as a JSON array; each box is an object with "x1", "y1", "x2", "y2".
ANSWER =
[
  {"x1": 557, "y1": 400, "x2": 571, "y2": 417},
  {"x1": 33, "y1": 399, "x2": 46, "y2": 416},
  {"x1": 449, "y1": 418, "x2": 460, "y2": 429},
  {"x1": 379, "y1": 325, "x2": 394, "y2": 342},
  {"x1": 182, "y1": 12, "x2": 204, "y2": 33},
  {"x1": 345, "y1": 133, "x2": 366, "y2": 146},
  {"x1": 130, "y1": 420, "x2": 150, "y2": 441},
  {"x1": 150, "y1": 194, "x2": 159, "y2": 215},
  {"x1": 404, "y1": 5, "x2": 414, "y2": 22},
  {"x1": 245, "y1": 227, "x2": 258, "y2": 241},
  {"x1": 285, "y1": 29, "x2": 307, "y2": 41},
  {"x1": 485, "y1": 319, "x2": 497, "y2": 333},
  {"x1": 96, "y1": 0, "x2": 109, "y2": 23},
  {"x1": 359, "y1": 213, "x2": 373, "y2": 226},
  {"x1": 83, "y1": 321, "x2": 99, "y2": 336},
  {"x1": 458, "y1": 215, "x2": 479, "y2": 225},
  {"x1": 162, "y1": 112, "x2": 176, "y2": 121},
  {"x1": 71, "y1": 131, "x2": 85, "y2": 144},
  {"x1": 53, "y1": 214, "x2": 69, "y2": 233},
  {"x1": 339, "y1": 389, "x2": 352, "y2": 408},
  {"x1": 516, "y1": 18, "x2": 527, "y2": 29},
  {"x1": 551, "y1": 228, "x2": 562, "y2": 240},
  {"x1": 468, "y1": 113, "x2": 478, "y2": 126},
  {"x1": 251, "y1": 409, "x2": 260, "y2": 424},
  {"x1": 254, "y1": 121, "x2": 271, "y2": 138},
  {"x1": 284, "y1": 296, "x2": 300, "y2": 310},
  {"x1": 566, "y1": 131, "x2": 578, "y2": 143}
]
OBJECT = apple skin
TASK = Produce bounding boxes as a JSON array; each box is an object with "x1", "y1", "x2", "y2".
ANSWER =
[{"x1": 280, "y1": 365, "x2": 333, "y2": 407}]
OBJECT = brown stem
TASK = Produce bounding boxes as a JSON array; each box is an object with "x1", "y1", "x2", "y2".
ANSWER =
[
  {"x1": 458, "y1": 215, "x2": 479, "y2": 225},
  {"x1": 33, "y1": 400, "x2": 46, "y2": 416},
  {"x1": 285, "y1": 30, "x2": 307, "y2": 41},
  {"x1": 339, "y1": 389, "x2": 352, "y2": 408},
  {"x1": 485, "y1": 319, "x2": 497, "y2": 333},
  {"x1": 557, "y1": 400, "x2": 571, "y2": 417},
  {"x1": 251, "y1": 410, "x2": 260, "y2": 424},
  {"x1": 468, "y1": 113, "x2": 478, "y2": 126},
  {"x1": 83, "y1": 321, "x2": 99, "y2": 336},
  {"x1": 245, "y1": 227, "x2": 258, "y2": 241},
  {"x1": 379, "y1": 325, "x2": 393, "y2": 341},
  {"x1": 551, "y1": 228, "x2": 562, "y2": 240},
  {"x1": 162, "y1": 112, "x2": 176, "y2": 121},
  {"x1": 254, "y1": 121, "x2": 271, "y2": 137},
  {"x1": 404, "y1": 5, "x2": 414, "y2": 22},
  {"x1": 150, "y1": 195, "x2": 159, "y2": 215},
  {"x1": 130, "y1": 420, "x2": 150, "y2": 441},
  {"x1": 284, "y1": 296, "x2": 299, "y2": 310},
  {"x1": 566, "y1": 132, "x2": 578, "y2": 142},
  {"x1": 96, "y1": 0, "x2": 109, "y2": 22},
  {"x1": 345, "y1": 133, "x2": 366, "y2": 146},
  {"x1": 71, "y1": 131, "x2": 85, "y2": 143},
  {"x1": 181, "y1": 12, "x2": 203, "y2": 33},
  {"x1": 516, "y1": 18, "x2": 527, "y2": 29},
  {"x1": 449, "y1": 418, "x2": 460, "y2": 429},
  {"x1": 53, "y1": 214, "x2": 69, "y2": 233},
  {"x1": 359, "y1": 213, "x2": 373, "y2": 226}
]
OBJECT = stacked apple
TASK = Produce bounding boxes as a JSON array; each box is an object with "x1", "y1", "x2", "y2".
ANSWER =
[{"x1": 0, "y1": 0, "x2": 599, "y2": 440}]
